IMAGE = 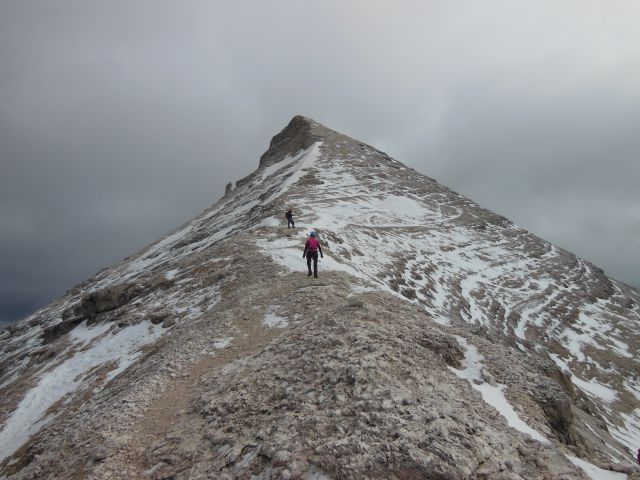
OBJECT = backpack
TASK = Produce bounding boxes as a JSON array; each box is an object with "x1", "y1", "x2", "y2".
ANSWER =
[{"x1": 307, "y1": 238, "x2": 319, "y2": 251}]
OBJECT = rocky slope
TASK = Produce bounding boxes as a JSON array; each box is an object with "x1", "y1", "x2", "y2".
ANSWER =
[{"x1": 1, "y1": 116, "x2": 639, "y2": 479}]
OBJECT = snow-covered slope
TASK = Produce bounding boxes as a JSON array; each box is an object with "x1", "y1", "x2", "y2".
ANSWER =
[
  {"x1": 256, "y1": 117, "x2": 640, "y2": 462},
  {"x1": 260, "y1": 118, "x2": 640, "y2": 455},
  {"x1": 1, "y1": 116, "x2": 639, "y2": 479}
]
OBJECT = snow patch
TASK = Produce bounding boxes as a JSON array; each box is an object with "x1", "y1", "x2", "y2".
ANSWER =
[
  {"x1": 213, "y1": 337, "x2": 233, "y2": 349},
  {"x1": 261, "y1": 143, "x2": 323, "y2": 204},
  {"x1": 165, "y1": 269, "x2": 180, "y2": 280},
  {"x1": 550, "y1": 354, "x2": 618, "y2": 403},
  {"x1": 255, "y1": 216, "x2": 282, "y2": 228},
  {"x1": 449, "y1": 336, "x2": 549, "y2": 444},
  {"x1": 608, "y1": 408, "x2": 640, "y2": 457},
  {"x1": 258, "y1": 234, "x2": 360, "y2": 278},
  {"x1": 0, "y1": 321, "x2": 163, "y2": 462},
  {"x1": 263, "y1": 312, "x2": 289, "y2": 329},
  {"x1": 566, "y1": 455, "x2": 627, "y2": 480},
  {"x1": 69, "y1": 321, "x2": 112, "y2": 344},
  {"x1": 260, "y1": 236, "x2": 305, "y2": 272},
  {"x1": 259, "y1": 148, "x2": 308, "y2": 181}
]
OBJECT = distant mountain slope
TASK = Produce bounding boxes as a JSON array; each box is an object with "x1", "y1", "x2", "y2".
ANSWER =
[{"x1": 1, "y1": 116, "x2": 638, "y2": 479}]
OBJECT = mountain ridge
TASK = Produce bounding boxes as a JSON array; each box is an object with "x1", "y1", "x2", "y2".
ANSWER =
[{"x1": 1, "y1": 116, "x2": 639, "y2": 479}]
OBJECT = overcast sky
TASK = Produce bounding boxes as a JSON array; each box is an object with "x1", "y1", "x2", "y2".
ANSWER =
[{"x1": 1, "y1": 1, "x2": 639, "y2": 327}]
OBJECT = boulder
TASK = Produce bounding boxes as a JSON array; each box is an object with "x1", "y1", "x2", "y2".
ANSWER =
[
  {"x1": 416, "y1": 332, "x2": 465, "y2": 368},
  {"x1": 41, "y1": 317, "x2": 84, "y2": 344},
  {"x1": 162, "y1": 318, "x2": 176, "y2": 329},
  {"x1": 79, "y1": 284, "x2": 143, "y2": 317},
  {"x1": 62, "y1": 283, "x2": 144, "y2": 323},
  {"x1": 539, "y1": 390, "x2": 579, "y2": 445}
]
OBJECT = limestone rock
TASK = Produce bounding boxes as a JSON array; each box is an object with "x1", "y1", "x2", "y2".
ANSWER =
[{"x1": 1, "y1": 116, "x2": 638, "y2": 480}]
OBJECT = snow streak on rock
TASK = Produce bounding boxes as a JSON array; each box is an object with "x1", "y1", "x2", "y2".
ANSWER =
[
  {"x1": 0, "y1": 321, "x2": 163, "y2": 461},
  {"x1": 449, "y1": 336, "x2": 550, "y2": 444},
  {"x1": 566, "y1": 455, "x2": 628, "y2": 480}
]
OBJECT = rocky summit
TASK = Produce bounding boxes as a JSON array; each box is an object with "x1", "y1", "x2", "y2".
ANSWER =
[{"x1": 1, "y1": 116, "x2": 639, "y2": 480}]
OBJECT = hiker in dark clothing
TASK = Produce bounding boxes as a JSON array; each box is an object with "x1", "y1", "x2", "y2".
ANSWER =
[
  {"x1": 303, "y1": 231, "x2": 323, "y2": 278},
  {"x1": 285, "y1": 208, "x2": 295, "y2": 229},
  {"x1": 637, "y1": 447, "x2": 640, "y2": 467}
]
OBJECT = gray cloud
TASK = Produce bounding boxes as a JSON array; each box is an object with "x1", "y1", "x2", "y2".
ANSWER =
[{"x1": 2, "y1": 0, "x2": 639, "y2": 325}]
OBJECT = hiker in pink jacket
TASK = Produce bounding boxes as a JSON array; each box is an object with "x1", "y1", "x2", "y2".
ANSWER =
[
  {"x1": 637, "y1": 447, "x2": 640, "y2": 467},
  {"x1": 302, "y1": 231, "x2": 323, "y2": 278}
]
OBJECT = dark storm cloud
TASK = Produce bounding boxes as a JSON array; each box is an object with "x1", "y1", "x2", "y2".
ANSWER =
[{"x1": 1, "y1": 1, "x2": 639, "y2": 325}]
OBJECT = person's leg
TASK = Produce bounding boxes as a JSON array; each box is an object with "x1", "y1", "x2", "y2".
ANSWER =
[
  {"x1": 307, "y1": 255, "x2": 312, "y2": 275},
  {"x1": 291, "y1": 218, "x2": 295, "y2": 228},
  {"x1": 313, "y1": 254, "x2": 318, "y2": 277}
]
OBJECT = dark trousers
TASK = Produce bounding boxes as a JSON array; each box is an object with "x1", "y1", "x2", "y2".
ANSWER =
[
  {"x1": 287, "y1": 217, "x2": 294, "y2": 228},
  {"x1": 307, "y1": 252, "x2": 318, "y2": 276}
]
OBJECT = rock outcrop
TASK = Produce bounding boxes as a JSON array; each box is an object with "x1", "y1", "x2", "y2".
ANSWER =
[{"x1": 258, "y1": 115, "x2": 320, "y2": 168}]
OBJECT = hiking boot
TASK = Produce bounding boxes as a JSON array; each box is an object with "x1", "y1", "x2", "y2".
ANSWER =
[
  {"x1": 307, "y1": 272, "x2": 312, "y2": 276},
  {"x1": 314, "y1": 274, "x2": 318, "y2": 278}
]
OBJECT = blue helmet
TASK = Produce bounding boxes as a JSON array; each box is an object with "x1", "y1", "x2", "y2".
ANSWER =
[{"x1": 309, "y1": 231, "x2": 317, "y2": 237}]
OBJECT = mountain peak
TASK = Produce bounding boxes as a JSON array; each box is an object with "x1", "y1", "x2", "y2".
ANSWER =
[
  {"x1": 259, "y1": 115, "x2": 331, "y2": 168},
  {"x1": 2, "y1": 116, "x2": 640, "y2": 478}
]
